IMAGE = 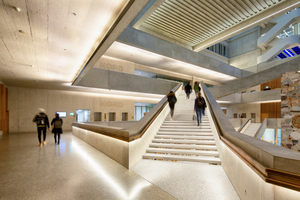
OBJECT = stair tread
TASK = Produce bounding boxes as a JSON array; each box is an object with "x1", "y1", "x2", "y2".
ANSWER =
[
  {"x1": 161, "y1": 126, "x2": 211, "y2": 128},
  {"x1": 143, "y1": 153, "x2": 221, "y2": 164},
  {"x1": 149, "y1": 143, "x2": 218, "y2": 150},
  {"x1": 154, "y1": 135, "x2": 214, "y2": 139},
  {"x1": 157, "y1": 132, "x2": 213, "y2": 135},
  {"x1": 146, "y1": 148, "x2": 219, "y2": 156},
  {"x1": 152, "y1": 139, "x2": 215, "y2": 144}
]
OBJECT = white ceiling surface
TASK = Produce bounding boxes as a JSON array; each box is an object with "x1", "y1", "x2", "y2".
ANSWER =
[
  {"x1": 135, "y1": 0, "x2": 288, "y2": 50},
  {"x1": 0, "y1": 0, "x2": 129, "y2": 89},
  {"x1": 104, "y1": 41, "x2": 237, "y2": 84}
]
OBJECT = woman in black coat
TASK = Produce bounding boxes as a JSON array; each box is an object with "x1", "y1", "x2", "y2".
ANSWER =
[{"x1": 51, "y1": 113, "x2": 63, "y2": 145}]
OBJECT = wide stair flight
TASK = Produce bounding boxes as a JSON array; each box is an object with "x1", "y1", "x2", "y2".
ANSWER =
[{"x1": 143, "y1": 90, "x2": 221, "y2": 164}]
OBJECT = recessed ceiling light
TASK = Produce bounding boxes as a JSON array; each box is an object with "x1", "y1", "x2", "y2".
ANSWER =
[
  {"x1": 31, "y1": 65, "x2": 34, "y2": 68},
  {"x1": 19, "y1": 30, "x2": 26, "y2": 34},
  {"x1": 13, "y1": 7, "x2": 21, "y2": 12}
]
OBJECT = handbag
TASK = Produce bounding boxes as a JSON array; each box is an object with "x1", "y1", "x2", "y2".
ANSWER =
[{"x1": 192, "y1": 114, "x2": 196, "y2": 120}]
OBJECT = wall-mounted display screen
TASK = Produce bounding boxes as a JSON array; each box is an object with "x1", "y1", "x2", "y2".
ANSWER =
[{"x1": 56, "y1": 111, "x2": 67, "y2": 118}]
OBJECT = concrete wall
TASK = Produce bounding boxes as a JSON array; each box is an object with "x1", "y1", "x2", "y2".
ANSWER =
[
  {"x1": 77, "y1": 68, "x2": 178, "y2": 95},
  {"x1": 7, "y1": 86, "x2": 158, "y2": 133},
  {"x1": 228, "y1": 27, "x2": 259, "y2": 58},
  {"x1": 93, "y1": 56, "x2": 135, "y2": 74},
  {"x1": 207, "y1": 101, "x2": 300, "y2": 200},
  {"x1": 72, "y1": 126, "x2": 129, "y2": 168},
  {"x1": 117, "y1": 27, "x2": 242, "y2": 78},
  {"x1": 230, "y1": 50, "x2": 260, "y2": 69},
  {"x1": 228, "y1": 27, "x2": 260, "y2": 69},
  {"x1": 226, "y1": 103, "x2": 261, "y2": 123}
]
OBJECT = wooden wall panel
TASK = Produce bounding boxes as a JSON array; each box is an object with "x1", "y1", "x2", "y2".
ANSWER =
[
  {"x1": 261, "y1": 78, "x2": 281, "y2": 90},
  {"x1": 0, "y1": 84, "x2": 9, "y2": 134},
  {"x1": 260, "y1": 102, "x2": 281, "y2": 122}
]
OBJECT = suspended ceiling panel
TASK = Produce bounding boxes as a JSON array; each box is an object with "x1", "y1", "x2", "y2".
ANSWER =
[{"x1": 134, "y1": 0, "x2": 300, "y2": 51}]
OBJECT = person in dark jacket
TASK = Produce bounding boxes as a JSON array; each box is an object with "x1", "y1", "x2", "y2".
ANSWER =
[
  {"x1": 194, "y1": 81, "x2": 201, "y2": 96},
  {"x1": 185, "y1": 82, "x2": 192, "y2": 100},
  {"x1": 167, "y1": 91, "x2": 177, "y2": 121},
  {"x1": 33, "y1": 108, "x2": 50, "y2": 146},
  {"x1": 194, "y1": 92, "x2": 206, "y2": 126},
  {"x1": 51, "y1": 113, "x2": 63, "y2": 145}
]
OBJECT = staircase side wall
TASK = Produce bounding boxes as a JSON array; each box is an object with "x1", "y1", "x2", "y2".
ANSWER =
[
  {"x1": 128, "y1": 89, "x2": 183, "y2": 168},
  {"x1": 206, "y1": 100, "x2": 300, "y2": 199}
]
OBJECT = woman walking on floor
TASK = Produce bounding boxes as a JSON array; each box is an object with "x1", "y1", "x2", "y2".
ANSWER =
[{"x1": 51, "y1": 113, "x2": 63, "y2": 145}]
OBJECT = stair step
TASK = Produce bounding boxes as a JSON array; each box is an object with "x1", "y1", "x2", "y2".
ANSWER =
[
  {"x1": 146, "y1": 148, "x2": 219, "y2": 157},
  {"x1": 152, "y1": 139, "x2": 216, "y2": 145},
  {"x1": 149, "y1": 143, "x2": 218, "y2": 150},
  {"x1": 163, "y1": 120, "x2": 209, "y2": 123},
  {"x1": 157, "y1": 131, "x2": 213, "y2": 136},
  {"x1": 161, "y1": 125, "x2": 211, "y2": 129},
  {"x1": 154, "y1": 135, "x2": 214, "y2": 140},
  {"x1": 143, "y1": 153, "x2": 221, "y2": 164},
  {"x1": 162, "y1": 123, "x2": 209, "y2": 126},
  {"x1": 159, "y1": 128, "x2": 212, "y2": 132}
]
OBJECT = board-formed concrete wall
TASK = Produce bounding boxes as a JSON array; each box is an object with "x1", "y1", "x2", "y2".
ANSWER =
[
  {"x1": 93, "y1": 56, "x2": 135, "y2": 74},
  {"x1": 7, "y1": 86, "x2": 159, "y2": 133}
]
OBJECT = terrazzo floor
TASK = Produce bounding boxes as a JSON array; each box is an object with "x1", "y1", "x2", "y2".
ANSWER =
[
  {"x1": 0, "y1": 131, "x2": 175, "y2": 200},
  {"x1": 131, "y1": 160, "x2": 240, "y2": 200},
  {"x1": 0, "y1": 131, "x2": 240, "y2": 200}
]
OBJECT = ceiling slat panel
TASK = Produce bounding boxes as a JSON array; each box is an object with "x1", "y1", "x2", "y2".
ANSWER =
[
  {"x1": 146, "y1": 17, "x2": 206, "y2": 42},
  {"x1": 144, "y1": 21, "x2": 198, "y2": 44},
  {"x1": 258, "y1": 0, "x2": 268, "y2": 8},
  {"x1": 244, "y1": 0, "x2": 260, "y2": 13},
  {"x1": 207, "y1": 1, "x2": 237, "y2": 24},
  {"x1": 141, "y1": 24, "x2": 195, "y2": 46},
  {"x1": 151, "y1": 12, "x2": 211, "y2": 38},
  {"x1": 213, "y1": 1, "x2": 240, "y2": 23},
  {"x1": 182, "y1": 1, "x2": 226, "y2": 30},
  {"x1": 265, "y1": 0, "x2": 273, "y2": 6},
  {"x1": 157, "y1": 6, "x2": 216, "y2": 34},
  {"x1": 251, "y1": 0, "x2": 264, "y2": 11},
  {"x1": 152, "y1": 9, "x2": 211, "y2": 38},
  {"x1": 221, "y1": 0, "x2": 245, "y2": 20},
  {"x1": 167, "y1": 1, "x2": 221, "y2": 33},
  {"x1": 229, "y1": 0, "x2": 251, "y2": 18},
  {"x1": 237, "y1": 0, "x2": 255, "y2": 16},
  {"x1": 217, "y1": 1, "x2": 243, "y2": 22},
  {"x1": 150, "y1": 12, "x2": 212, "y2": 39},
  {"x1": 200, "y1": 0, "x2": 234, "y2": 26},
  {"x1": 137, "y1": 0, "x2": 289, "y2": 47},
  {"x1": 161, "y1": 2, "x2": 218, "y2": 34}
]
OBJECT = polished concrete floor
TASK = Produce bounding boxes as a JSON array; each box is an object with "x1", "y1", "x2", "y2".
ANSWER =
[
  {"x1": 0, "y1": 131, "x2": 240, "y2": 200},
  {"x1": 0, "y1": 131, "x2": 175, "y2": 200}
]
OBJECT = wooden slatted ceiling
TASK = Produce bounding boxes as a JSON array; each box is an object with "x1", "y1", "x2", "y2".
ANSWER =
[{"x1": 142, "y1": 0, "x2": 286, "y2": 46}]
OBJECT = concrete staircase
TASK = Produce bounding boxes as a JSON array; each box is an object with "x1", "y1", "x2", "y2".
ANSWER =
[
  {"x1": 143, "y1": 90, "x2": 221, "y2": 164},
  {"x1": 242, "y1": 123, "x2": 261, "y2": 137}
]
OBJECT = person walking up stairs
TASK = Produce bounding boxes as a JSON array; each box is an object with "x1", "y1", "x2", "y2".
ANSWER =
[{"x1": 143, "y1": 90, "x2": 221, "y2": 164}]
